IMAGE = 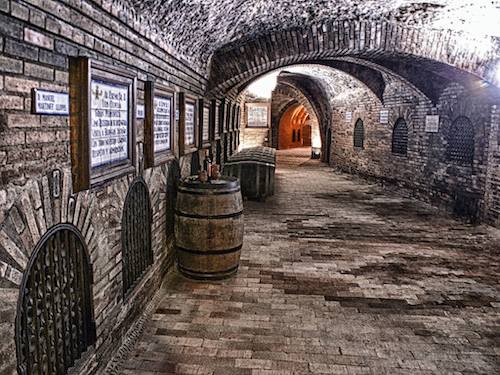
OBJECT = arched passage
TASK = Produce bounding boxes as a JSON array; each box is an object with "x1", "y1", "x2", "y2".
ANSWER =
[
  {"x1": 208, "y1": 20, "x2": 498, "y2": 99},
  {"x1": 278, "y1": 104, "x2": 311, "y2": 150}
]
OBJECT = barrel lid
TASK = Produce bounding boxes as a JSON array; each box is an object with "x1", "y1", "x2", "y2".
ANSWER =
[{"x1": 180, "y1": 176, "x2": 240, "y2": 190}]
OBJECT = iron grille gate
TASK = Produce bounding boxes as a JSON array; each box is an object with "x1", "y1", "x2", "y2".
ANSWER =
[
  {"x1": 166, "y1": 160, "x2": 181, "y2": 240},
  {"x1": 122, "y1": 177, "x2": 153, "y2": 296},
  {"x1": 354, "y1": 119, "x2": 364, "y2": 148},
  {"x1": 447, "y1": 116, "x2": 475, "y2": 164},
  {"x1": 16, "y1": 224, "x2": 96, "y2": 375},
  {"x1": 392, "y1": 118, "x2": 408, "y2": 155}
]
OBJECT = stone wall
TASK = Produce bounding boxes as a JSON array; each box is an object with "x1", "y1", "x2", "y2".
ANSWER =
[
  {"x1": 240, "y1": 99, "x2": 270, "y2": 149},
  {"x1": 328, "y1": 81, "x2": 500, "y2": 226},
  {"x1": 0, "y1": 1, "x2": 229, "y2": 374}
]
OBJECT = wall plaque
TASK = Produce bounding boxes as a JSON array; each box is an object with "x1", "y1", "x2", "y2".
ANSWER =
[
  {"x1": 185, "y1": 101, "x2": 196, "y2": 145},
  {"x1": 379, "y1": 110, "x2": 389, "y2": 124},
  {"x1": 425, "y1": 115, "x2": 440, "y2": 133},
  {"x1": 213, "y1": 100, "x2": 220, "y2": 139},
  {"x1": 179, "y1": 93, "x2": 198, "y2": 154},
  {"x1": 247, "y1": 103, "x2": 269, "y2": 128},
  {"x1": 31, "y1": 89, "x2": 69, "y2": 115},
  {"x1": 69, "y1": 57, "x2": 136, "y2": 192},
  {"x1": 202, "y1": 105, "x2": 210, "y2": 143},
  {"x1": 136, "y1": 104, "x2": 145, "y2": 119},
  {"x1": 153, "y1": 97, "x2": 172, "y2": 152},
  {"x1": 90, "y1": 80, "x2": 129, "y2": 168},
  {"x1": 225, "y1": 101, "x2": 232, "y2": 131},
  {"x1": 144, "y1": 81, "x2": 174, "y2": 167},
  {"x1": 345, "y1": 111, "x2": 353, "y2": 123}
]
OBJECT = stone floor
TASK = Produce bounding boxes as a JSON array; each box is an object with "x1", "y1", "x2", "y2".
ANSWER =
[{"x1": 120, "y1": 148, "x2": 500, "y2": 375}]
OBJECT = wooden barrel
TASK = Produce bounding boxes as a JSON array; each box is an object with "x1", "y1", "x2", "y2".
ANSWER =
[
  {"x1": 224, "y1": 147, "x2": 276, "y2": 201},
  {"x1": 175, "y1": 177, "x2": 244, "y2": 280}
]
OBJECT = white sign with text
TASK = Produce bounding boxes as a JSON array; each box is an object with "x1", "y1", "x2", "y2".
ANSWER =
[
  {"x1": 154, "y1": 96, "x2": 171, "y2": 152},
  {"x1": 345, "y1": 111, "x2": 353, "y2": 123},
  {"x1": 136, "y1": 104, "x2": 145, "y2": 119},
  {"x1": 425, "y1": 115, "x2": 440, "y2": 133},
  {"x1": 32, "y1": 89, "x2": 69, "y2": 115},
  {"x1": 203, "y1": 106, "x2": 210, "y2": 142},
  {"x1": 90, "y1": 80, "x2": 129, "y2": 168},
  {"x1": 185, "y1": 102, "x2": 196, "y2": 145},
  {"x1": 380, "y1": 110, "x2": 389, "y2": 124}
]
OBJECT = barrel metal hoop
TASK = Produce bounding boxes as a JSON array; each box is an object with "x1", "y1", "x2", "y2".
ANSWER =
[
  {"x1": 177, "y1": 187, "x2": 241, "y2": 196},
  {"x1": 175, "y1": 210, "x2": 243, "y2": 219},
  {"x1": 176, "y1": 244, "x2": 242, "y2": 255},
  {"x1": 177, "y1": 264, "x2": 239, "y2": 280}
]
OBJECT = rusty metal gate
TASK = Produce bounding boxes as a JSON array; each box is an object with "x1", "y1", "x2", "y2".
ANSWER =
[
  {"x1": 16, "y1": 224, "x2": 96, "y2": 375},
  {"x1": 122, "y1": 177, "x2": 153, "y2": 296},
  {"x1": 447, "y1": 116, "x2": 474, "y2": 164},
  {"x1": 354, "y1": 119, "x2": 364, "y2": 149},
  {"x1": 392, "y1": 118, "x2": 408, "y2": 155}
]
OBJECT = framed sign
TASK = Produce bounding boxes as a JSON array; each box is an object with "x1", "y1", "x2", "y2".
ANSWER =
[
  {"x1": 199, "y1": 99, "x2": 210, "y2": 146},
  {"x1": 178, "y1": 92, "x2": 198, "y2": 154},
  {"x1": 218, "y1": 101, "x2": 225, "y2": 136},
  {"x1": 31, "y1": 89, "x2": 69, "y2": 115},
  {"x1": 225, "y1": 101, "x2": 232, "y2": 132},
  {"x1": 211, "y1": 99, "x2": 220, "y2": 141},
  {"x1": 144, "y1": 81, "x2": 174, "y2": 167},
  {"x1": 69, "y1": 57, "x2": 136, "y2": 192},
  {"x1": 246, "y1": 103, "x2": 270, "y2": 128},
  {"x1": 425, "y1": 115, "x2": 440, "y2": 133}
]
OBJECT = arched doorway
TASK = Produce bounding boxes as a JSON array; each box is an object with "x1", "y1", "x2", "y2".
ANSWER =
[
  {"x1": 278, "y1": 104, "x2": 311, "y2": 149},
  {"x1": 16, "y1": 224, "x2": 96, "y2": 375}
]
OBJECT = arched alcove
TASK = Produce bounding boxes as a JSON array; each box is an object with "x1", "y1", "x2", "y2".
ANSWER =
[
  {"x1": 122, "y1": 177, "x2": 153, "y2": 296},
  {"x1": 354, "y1": 119, "x2": 365, "y2": 149},
  {"x1": 16, "y1": 224, "x2": 96, "y2": 375},
  {"x1": 392, "y1": 118, "x2": 409, "y2": 156},
  {"x1": 446, "y1": 116, "x2": 475, "y2": 165}
]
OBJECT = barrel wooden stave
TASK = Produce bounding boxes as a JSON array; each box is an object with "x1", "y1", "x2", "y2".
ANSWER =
[{"x1": 175, "y1": 215, "x2": 243, "y2": 251}]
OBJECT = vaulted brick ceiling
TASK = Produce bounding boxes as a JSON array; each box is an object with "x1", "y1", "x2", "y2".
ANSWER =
[{"x1": 124, "y1": 0, "x2": 499, "y2": 71}]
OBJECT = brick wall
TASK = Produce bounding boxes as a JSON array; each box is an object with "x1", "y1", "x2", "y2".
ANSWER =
[
  {"x1": 0, "y1": 1, "x2": 221, "y2": 374},
  {"x1": 484, "y1": 105, "x2": 500, "y2": 226},
  {"x1": 328, "y1": 80, "x2": 500, "y2": 225},
  {"x1": 240, "y1": 99, "x2": 270, "y2": 149}
]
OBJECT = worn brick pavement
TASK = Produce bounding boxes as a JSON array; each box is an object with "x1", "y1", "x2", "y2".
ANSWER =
[{"x1": 120, "y1": 148, "x2": 500, "y2": 375}]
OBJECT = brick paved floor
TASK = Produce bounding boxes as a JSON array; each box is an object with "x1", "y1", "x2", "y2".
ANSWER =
[{"x1": 120, "y1": 148, "x2": 500, "y2": 375}]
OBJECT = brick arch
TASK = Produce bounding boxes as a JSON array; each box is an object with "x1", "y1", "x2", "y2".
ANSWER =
[
  {"x1": 276, "y1": 73, "x2": 334, "y2": 158},
  {"x1": 271, "y1": 81, "x2": 321, "y2": 150},
  {"x1": 208, "y1": 21, "x2": 498, "y2": 98}
]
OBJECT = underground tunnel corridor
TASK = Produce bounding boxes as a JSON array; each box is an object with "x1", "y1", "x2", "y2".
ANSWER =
[
  {"x1": 1, "y1": 1, "x2": 500, "y2": 374},
  {"x1": 117, "y1": 148, "x2": 500, "y2": 375}
]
